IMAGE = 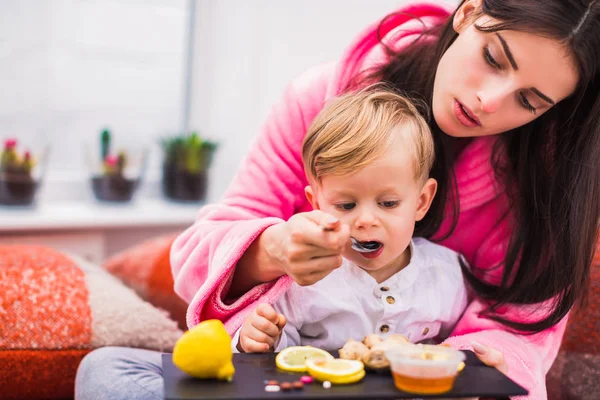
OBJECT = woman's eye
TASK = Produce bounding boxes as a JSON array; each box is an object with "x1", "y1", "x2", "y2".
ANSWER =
[
  {"x1": 379, "y1": 201, "x2": 399, "y2": 208},
  {"x1": 335, "y1": 203, "x2": 355, "y2": 211},
  {"x1": 483, "y1": 46, "x2": 501, "y2": 69},
  {"x1": 519, "y1": 92, "x2": 537, "y2": 115}
]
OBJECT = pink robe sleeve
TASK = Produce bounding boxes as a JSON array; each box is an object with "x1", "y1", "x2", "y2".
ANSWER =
[{"x1": 170, "y1": 62, "x2": 335, "y2": 333}]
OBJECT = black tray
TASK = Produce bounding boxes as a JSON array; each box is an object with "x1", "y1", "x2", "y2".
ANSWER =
[{"x1": 163, "y1": 350, "x2": 527, "y2": 400}]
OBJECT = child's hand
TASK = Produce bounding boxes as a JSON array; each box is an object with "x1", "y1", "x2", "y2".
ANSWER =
[{"x1": 238, "y1": 304, "x2": 287, "y2": 353}]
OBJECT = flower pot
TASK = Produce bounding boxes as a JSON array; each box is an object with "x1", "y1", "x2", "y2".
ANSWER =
[
  {"x1": 162, "y1": 162, "x2": 207, "y2": 202},
  {"x1": 0, "y1": 140, "x2": 48, "y2": 206},
  {"x1": 159, "y1": 132, "x2": 217, "y2": 202},
  {"x1": 86, "y1": 142, "x2": 147, "y2": 203},
  {"x1": 91, "y1": 175, "x2": 140, "y2": 202},
  {"x1": 0, "y1": 173, "x2": 38, "y2": 205}
]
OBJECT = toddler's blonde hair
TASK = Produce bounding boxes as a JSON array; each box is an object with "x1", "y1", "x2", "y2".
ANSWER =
[{"x1": 302, "y1": 86, "x2": 434, "y2": 185}]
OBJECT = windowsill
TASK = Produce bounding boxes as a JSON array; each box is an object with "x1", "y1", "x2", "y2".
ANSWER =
[{"x1": 0, "y1": 198, "x2": 201, "y2": 232}]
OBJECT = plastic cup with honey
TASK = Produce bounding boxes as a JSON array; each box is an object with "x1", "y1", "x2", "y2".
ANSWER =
[{"x1": 384, "y1": 343, "x2": 466, "y2": 395}]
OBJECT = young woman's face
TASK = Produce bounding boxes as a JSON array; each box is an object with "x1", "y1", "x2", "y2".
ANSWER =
[{"x1": 432, "y1": 3, "x2": 580, "y2": 138}]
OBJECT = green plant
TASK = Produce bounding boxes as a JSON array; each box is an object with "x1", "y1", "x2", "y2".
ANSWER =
[
  {"x1": 98, "y1": 128, "x2": 128, "y2": 177},
  {"x1": 160, "y1": 132, "x2": 218, "y2": 174},
  {"x1": 0, "y1": 139, "x2": 34, "y2": 177}
]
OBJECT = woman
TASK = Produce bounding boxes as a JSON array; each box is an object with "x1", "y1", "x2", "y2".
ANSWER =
[{"x1": 76, "y1": 1, "x2": 600, "y2": 399}]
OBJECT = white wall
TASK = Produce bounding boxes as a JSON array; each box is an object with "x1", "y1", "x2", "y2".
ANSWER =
[
  {"x1": 0, "y1": 0, "x2": 459, "y2": 204},
  {"x1": 0, "y1": 0, "x2": 187, "y2": 188},
  {"x1": 189, "y1": 0, "x2": 434, "y2": 202}
]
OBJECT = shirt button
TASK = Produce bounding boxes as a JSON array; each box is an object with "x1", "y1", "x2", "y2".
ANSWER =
[
  {"x1": 422, "y1": 327, "x2": 430, "y2": 335},
  {"x1": 380, "y1": 286, "x2": 390, "y2": 292},
  {"x1": 386, "y1": 296, "x2": 395, "y2": 304},
  {"x1": 380, "y1": 324, "x2": 390, "y2": 333}
]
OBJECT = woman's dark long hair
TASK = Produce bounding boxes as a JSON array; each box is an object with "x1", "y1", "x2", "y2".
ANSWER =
[{"x1": 363, "y1": 0, "x2": 600, "y2": 333}]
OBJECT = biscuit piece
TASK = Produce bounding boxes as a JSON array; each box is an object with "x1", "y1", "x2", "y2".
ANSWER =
[
  {"x1": 362, "y1": 334, "x2": 384, "y2": 349},
  {"x1": 339, "y1": 339, "x2": 369, "y2": 360},
  {"x1": 361, "y1": 334, "x2": 411, "y2": 369},
  {"x1": 361, "y1": 344, "x2": 390, "y2": 369},
  {"x1": 383, "y1": 334, "x2": 410, "y2": 345}
]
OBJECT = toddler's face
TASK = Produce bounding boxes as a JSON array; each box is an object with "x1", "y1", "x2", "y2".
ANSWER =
[{"x1": 307, "y1": 140, "x2": 436, "y2": 281}]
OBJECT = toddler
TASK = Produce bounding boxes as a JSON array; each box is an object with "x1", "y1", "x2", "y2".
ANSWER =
[{"x1": 234, "y1": 87, "x2": 468, "y2": 353}]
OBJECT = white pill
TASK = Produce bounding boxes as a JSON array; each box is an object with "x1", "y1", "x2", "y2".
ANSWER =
[
  {"x1": 323, "y1": 381, "x2": 331, "y2": 389},
  {"x1": 265, "y1": 385, "x2": 280, "y2": 392}
]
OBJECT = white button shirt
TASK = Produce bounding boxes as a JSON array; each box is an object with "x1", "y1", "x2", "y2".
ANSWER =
[{"x1": 233, "y1": 238, "x2": 468, "y2": 352}]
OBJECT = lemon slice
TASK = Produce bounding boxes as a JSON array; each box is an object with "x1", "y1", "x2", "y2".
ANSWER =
[
  {"x1": 306, "y1": 358, "x2": 366, "y2": 385},
  {"x1": 275, "y1": 346, "x2": 334, "y2": 373}
]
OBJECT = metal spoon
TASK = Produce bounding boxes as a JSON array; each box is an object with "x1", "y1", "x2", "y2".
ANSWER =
[
  {"x1": 321, "y1": 224, "x2": 381, "y2": 253},
  {"x1": 350, "y1": 237, "x2": 382, "y2": 253}
]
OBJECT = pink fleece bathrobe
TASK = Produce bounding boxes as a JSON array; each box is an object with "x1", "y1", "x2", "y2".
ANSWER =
[{"x1": 171, "y1": 3, "x2": 567, "y2": 399}]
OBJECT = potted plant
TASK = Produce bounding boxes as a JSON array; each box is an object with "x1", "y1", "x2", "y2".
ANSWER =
[
  {"x1": 160, "y1": 132, "x2": 218, "y2": 202},
  {"x1": 0, "y1": 138, "x2": 45, "y2": 205},
  {"x1": 90, "y1": 128, "x2": 146, "y2": 202}
]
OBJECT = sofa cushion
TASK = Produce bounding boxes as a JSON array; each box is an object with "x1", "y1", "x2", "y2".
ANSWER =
[
  {"x1": 103, "y1": 232, "x2": 188, "y2": 330},
  {"x1": 546, "y1": 236, "x2": 600, "y2": 400},
  {"x1": 559, "y1": 238, "x2": 600, "y2": 354},
  {"x1": 0, "y1": 245, "x2": 183, "y2": 400},
  {"x1": 547, "y1": 351, "x2": 600, "y2": 400}
]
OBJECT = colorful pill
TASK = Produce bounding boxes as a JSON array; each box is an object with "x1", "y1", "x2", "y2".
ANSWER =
[
  {"x1": 265, "y1": 385, "x2": 280, "y2": 392},
  {"x1": 292, "y1": 381, "x2": 304, "y2": 390}
]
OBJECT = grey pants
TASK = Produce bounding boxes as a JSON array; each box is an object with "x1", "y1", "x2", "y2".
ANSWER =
[{"x1": 75, "y1": 346, "x2": 164, "y2": 400}]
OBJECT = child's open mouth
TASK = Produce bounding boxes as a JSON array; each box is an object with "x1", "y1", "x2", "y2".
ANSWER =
[
  {"x1": 359, "y1": 243, "x2": 384, "y2": 259},
  {"x1": 351, "y1": 237, "x2": 383, "y2": 253}
]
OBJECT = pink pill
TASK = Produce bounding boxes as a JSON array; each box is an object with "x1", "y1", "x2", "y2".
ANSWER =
[{"x1": 300, "y1": 376, "x2": 313, "y2": 384}]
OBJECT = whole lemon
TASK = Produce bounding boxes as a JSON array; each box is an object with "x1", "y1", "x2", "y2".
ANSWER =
[{"x1": 172, "y1": 319, "x2": 235, "y2": 381}]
